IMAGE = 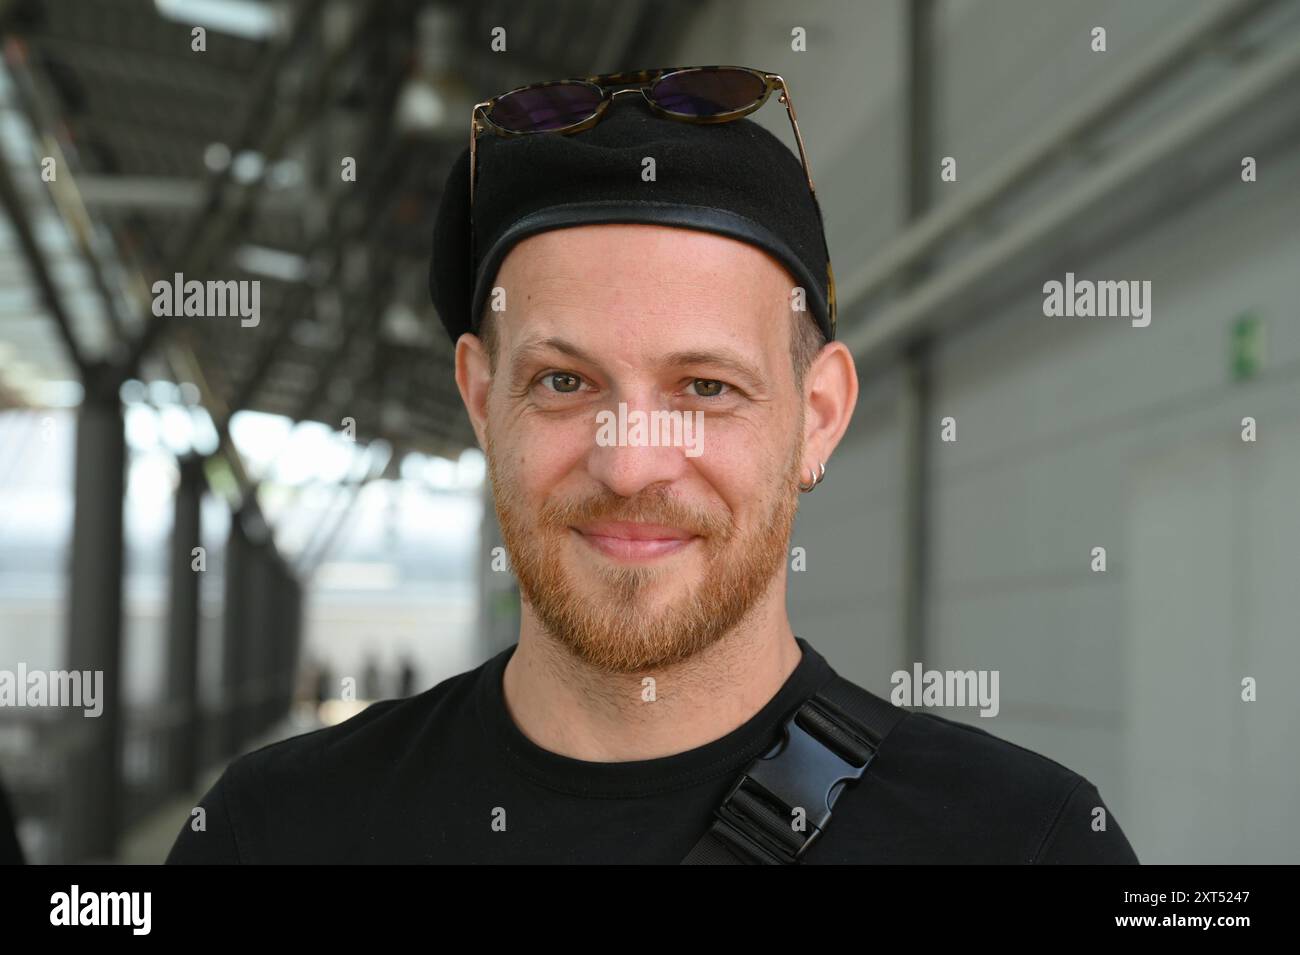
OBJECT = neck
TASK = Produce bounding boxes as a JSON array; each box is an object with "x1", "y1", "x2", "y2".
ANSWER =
[{"x1": 501, "y1": 583, "x2": 801, "y2": 762}]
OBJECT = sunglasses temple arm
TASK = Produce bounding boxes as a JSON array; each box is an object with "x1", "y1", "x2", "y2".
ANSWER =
[
  {"x1": 773, "y1": 76, "x2": 836, "y2": 333},
  {"x1": 773, "y1": 77, "x2": 817, "y2": 198},
  {"x1": 469, "y1": 103, "x2": 491, "y2": 273}
]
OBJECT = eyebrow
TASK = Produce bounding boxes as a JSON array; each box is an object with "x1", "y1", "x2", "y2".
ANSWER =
[
  {"x1": 661, "y1": 349, "x2": 766, "y2": 390},
  {"x1": 508, "y1": 337, "x2": 597, "y2": 389},
  {"x1": 509, "y1": 338, "x2": 767, "y2": 390}
]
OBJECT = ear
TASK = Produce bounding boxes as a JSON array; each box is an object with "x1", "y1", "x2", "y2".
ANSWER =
[
  {"x1": 454, "y1": 332, "x2": 492, "y2": 450},
  {"x1": 801, "y1": 341, "x2": 858, "y2": 469}
]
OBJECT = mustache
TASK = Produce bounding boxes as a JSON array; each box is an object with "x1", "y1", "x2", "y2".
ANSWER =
[{"x1": 536, "y1": 486, "x2": 734, "y2": 539}]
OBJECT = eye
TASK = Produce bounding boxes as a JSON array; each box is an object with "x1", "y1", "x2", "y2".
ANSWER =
[
  {"x1": 541, "y1": 372, "x2": 584, "y2": 393},
  {"x1": 690, "y1": 378, "x2": 728, "y2": 398}
]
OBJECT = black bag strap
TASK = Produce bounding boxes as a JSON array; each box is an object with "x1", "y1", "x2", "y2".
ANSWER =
[{"x1": 681, "y1": 674, "x2": 907, "y2": 864}]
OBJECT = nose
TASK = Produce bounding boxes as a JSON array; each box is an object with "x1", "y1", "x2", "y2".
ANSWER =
[{"x1": 586, "y1": 395, "x2": 693, "y2": 498}]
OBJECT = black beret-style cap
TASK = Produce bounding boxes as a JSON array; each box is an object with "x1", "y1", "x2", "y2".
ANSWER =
[{"x1": 429, "y1": 94, "x2": 833, "y2": 345}]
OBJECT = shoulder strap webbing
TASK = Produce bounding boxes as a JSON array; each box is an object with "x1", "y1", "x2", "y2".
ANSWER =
[{"x1": 681, "y1": 674, "x2": 907, "y2": 864}]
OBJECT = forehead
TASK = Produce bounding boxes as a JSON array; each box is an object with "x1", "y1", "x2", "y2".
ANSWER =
[{"x1": 490, "y1": 223, "x2": 794, "y2": 355}]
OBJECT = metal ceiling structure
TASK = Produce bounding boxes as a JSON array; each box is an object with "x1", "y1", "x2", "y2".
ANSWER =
[{"x1": 0, "y1": 0, "x2": 697, "y2": 469}]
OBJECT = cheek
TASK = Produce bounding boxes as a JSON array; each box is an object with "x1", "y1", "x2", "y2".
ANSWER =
[
  {"x1": 497, "y1": 413, "x2": 591, "y2": 496},
  {"x1": 690, "y1": 426, "x2": 786, "y2": 517}
]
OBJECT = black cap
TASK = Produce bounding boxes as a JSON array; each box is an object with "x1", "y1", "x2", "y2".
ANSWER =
[{"x1": 429, "y1": 95, "x2": 833, "y2": 345}]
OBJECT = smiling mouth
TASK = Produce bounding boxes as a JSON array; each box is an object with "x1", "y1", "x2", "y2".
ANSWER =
[{"x1": 570, "y1": 521, "x2": 701, "y2": 562}]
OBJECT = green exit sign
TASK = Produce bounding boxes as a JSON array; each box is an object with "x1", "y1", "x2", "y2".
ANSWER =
[{"x1": 1231, "y1": 312, "x2": 1264, "y2": 382}]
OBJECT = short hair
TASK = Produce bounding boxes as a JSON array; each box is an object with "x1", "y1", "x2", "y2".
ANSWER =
[{"x1": 476, "y1": 301, "x2": 825, "y2": 391}]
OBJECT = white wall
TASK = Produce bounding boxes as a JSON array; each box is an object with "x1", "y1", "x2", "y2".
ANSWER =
[{"x1": 676, "y1": 0, "x2": 1300, "y2": 862}]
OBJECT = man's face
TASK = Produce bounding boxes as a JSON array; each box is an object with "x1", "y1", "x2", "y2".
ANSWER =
[{"x1": 473, "y1": 223, "x2": 808, "y2": 674}]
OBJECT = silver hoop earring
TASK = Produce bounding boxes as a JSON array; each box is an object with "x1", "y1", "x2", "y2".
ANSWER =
[{"x1": 798, "y1": 460, "x2": 826, "y2": 493}]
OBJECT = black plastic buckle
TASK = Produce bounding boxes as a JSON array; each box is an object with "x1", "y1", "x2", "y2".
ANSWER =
[{"x1": 714, "y1": 698, "x2": 875, "y2": 863}]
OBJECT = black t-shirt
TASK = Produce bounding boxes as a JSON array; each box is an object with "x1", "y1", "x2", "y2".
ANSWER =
[{"x1": 165, "y1": 638, "x2": 1139, "y2": 864}]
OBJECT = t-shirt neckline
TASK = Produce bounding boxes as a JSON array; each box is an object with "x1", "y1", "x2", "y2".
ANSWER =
[{"x1": 476, "y1": 635, "x2": 834, "y2": 798}]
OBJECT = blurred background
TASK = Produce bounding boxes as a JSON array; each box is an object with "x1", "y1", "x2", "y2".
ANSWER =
[{"x1": 0, "y1": 0, "x2": 1297, "y2": 864}]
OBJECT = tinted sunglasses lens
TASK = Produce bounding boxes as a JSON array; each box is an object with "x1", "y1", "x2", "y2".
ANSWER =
[
  {"x1": 649, "y1": 68, "x2": 766, "y2": 116},
  {"x1": 489, "y1": 82, "x2": 602, "y2": 132}
]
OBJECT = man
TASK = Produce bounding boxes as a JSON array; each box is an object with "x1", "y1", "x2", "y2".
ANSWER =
[{"x1": 167, "y1": 67, "x2": 1137, "y2": 864}]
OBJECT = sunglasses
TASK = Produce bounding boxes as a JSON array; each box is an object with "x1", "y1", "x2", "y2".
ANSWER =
[{"x1": 469, "y1": 65, "x2": 836, "y2": 337}]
